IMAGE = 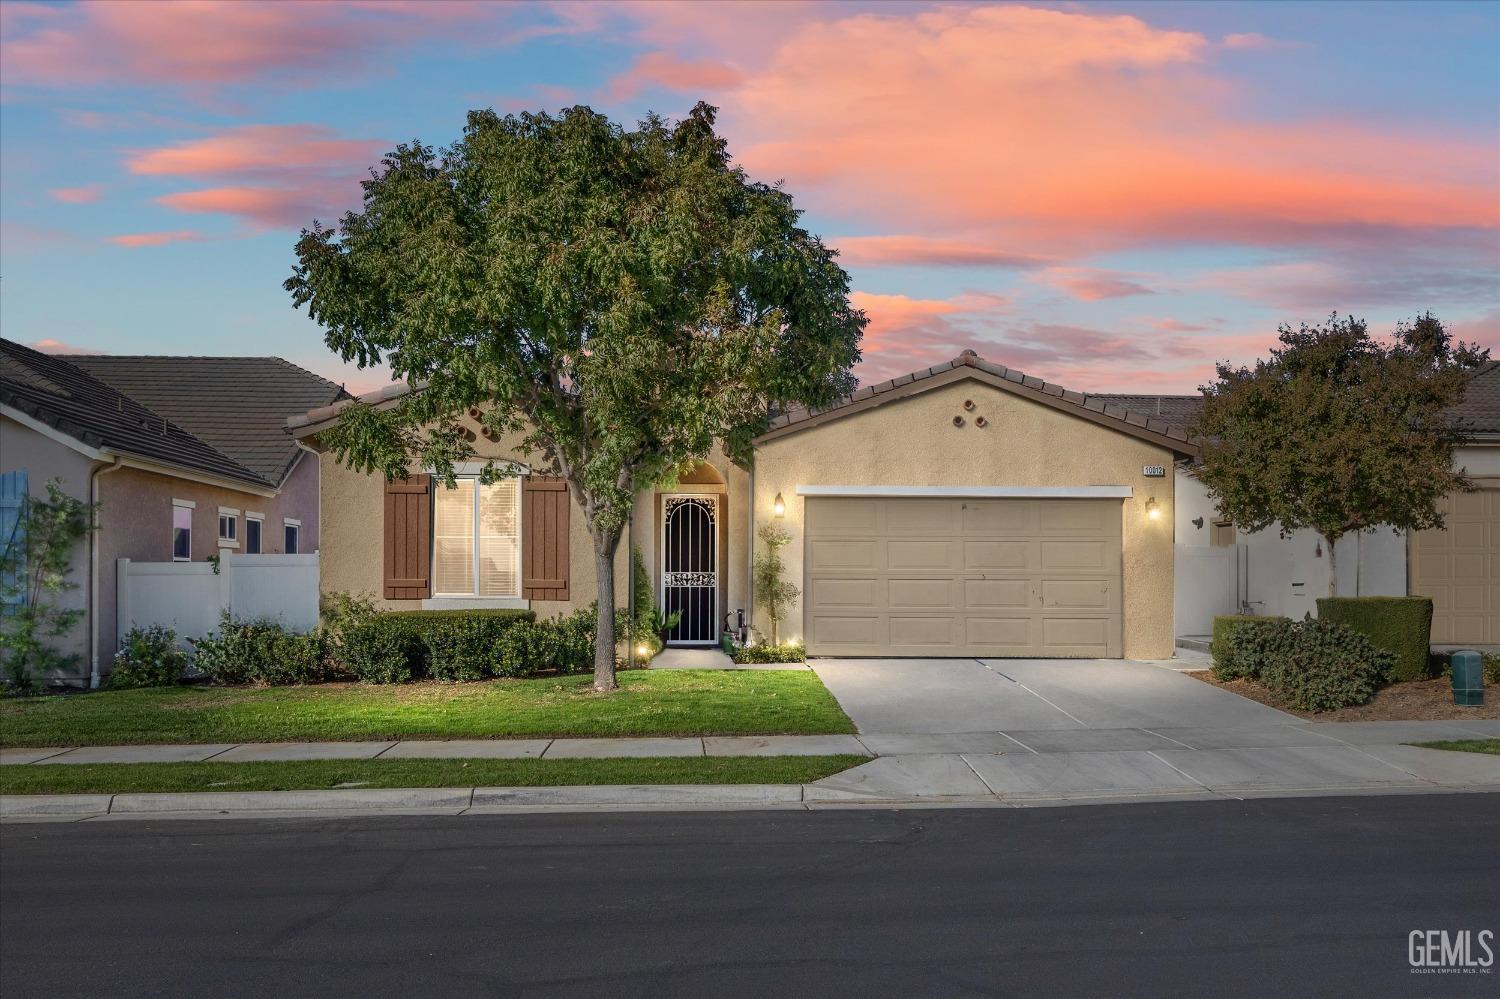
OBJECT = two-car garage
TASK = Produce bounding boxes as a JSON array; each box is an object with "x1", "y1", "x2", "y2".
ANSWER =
[{"x1": 802, "y1": 494, "x2": 1124, "y2": 658}]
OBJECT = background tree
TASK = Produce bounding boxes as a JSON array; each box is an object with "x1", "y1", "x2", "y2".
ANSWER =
[
  {"x1": 1193, "y1": 313, "x2": 1487, "y2": 596},
  {"x1": 0, "y1": 481, "x2": 97, "y2": 691},
  {"x1": 287, "y1": 103, "x2": 864, "y2": 690},
  {"x1": 752, "y1": 523, "x2": 799, "y2": 645}
]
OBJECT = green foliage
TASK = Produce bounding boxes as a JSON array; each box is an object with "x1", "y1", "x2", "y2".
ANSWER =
[
  {"x1": 1209, "y1": 614, "x2": 1278, "y2": 680},
  {"x1": 1226, "y1": 616, "x2": 1395, "y2": 711},
  {"x1": 731, "y1": 642, "x2": 805, "y2": 664},
  {"x1": 336, "y1": 607, "x2": 594, "y2": 683},
  {"x1": 1194, "y1": 314, "x2": 1487, "y2": 595},
  {"x1": 753, "y1": 523, "x2": 799, "y2": 645},
  {"x1": 108, "y1": 625, "x2": 188, "y2": 689},
  {"x1": 625, "y1": 546, "x2": 678, "y2": 658},
  {"x1": 286, "y1": 102, "x2": 864, "y2": 689},
  {"x1": 1432, "y1": 651, "x2": 1500, "y2": 686},
  {"x1": 189, "y1": 614, "x2": 331, "y2": 686},
  {"x1": 338, "y1": 617, "x2": 422, "y2": 684},
  {"x1": 0, "y1": 481, "x2": 97, "y2": 691},
  {"x1": 1316, "y1": 596, "x2": 1433, "y2": 683}
]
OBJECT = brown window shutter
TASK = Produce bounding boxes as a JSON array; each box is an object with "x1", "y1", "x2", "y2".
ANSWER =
[
  {"x1": 383, "y1": 475, "x2": 431, "y2": 599},
  {"x1": 523, "y1": 476, "x2": 570, "y2": 600}
]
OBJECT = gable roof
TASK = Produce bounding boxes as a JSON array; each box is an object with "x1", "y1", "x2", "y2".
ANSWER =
[
  {"x1": 756, "y1": 351, "x2": 1200, "y2": 457},
  {"x1": 69, "y1": 354, "x2": 348, "y2": 485},
  {"x1": 1, "y1": 339, "x2": 267, "y2": 487}
]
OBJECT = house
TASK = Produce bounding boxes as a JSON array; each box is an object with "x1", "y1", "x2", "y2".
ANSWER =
[
  {"x1": 289, "y1": 351, "x2": 1199, "y2": 661},
  {"x1": 1104, "y1": 359, "x2": 1500, "y2": 648},
  {"x1": 0, "y1": 339, "x2": 348, "y2": 684}
]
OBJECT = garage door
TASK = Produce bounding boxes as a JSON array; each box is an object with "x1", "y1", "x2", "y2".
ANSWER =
[
  {"x1": 1411, "y1": 489, "x2": 1500, "y2": 644},
  {"x1": 803, "y1": 497, "x2": 1123, "y2": 658}
]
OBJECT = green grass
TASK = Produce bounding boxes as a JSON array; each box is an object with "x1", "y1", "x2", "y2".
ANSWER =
[
  {"x1": 1409, "y1": 738, "x2": 1500, "y2": 756},
  {"x1": 0, "y1": 670, "x2": 855, "y2": 747},
  {"x1": 0, "y1": 755, "x2": 866, "y2": 795}
]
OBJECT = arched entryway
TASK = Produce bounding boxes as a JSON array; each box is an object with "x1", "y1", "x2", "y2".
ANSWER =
[{"x1": 657, "y1": 462, "x2": 728, "y2": 645}]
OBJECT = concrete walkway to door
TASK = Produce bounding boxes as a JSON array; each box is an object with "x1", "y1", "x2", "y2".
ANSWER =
[{"x1": 804, "y1": 658, "x2": 1500, "y2": 803}]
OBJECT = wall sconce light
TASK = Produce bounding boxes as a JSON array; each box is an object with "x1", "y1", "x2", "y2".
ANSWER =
[
  {"x1": 1146, "y1": 497, "x2": 1160, "y2": 521},
  {"x1": 773, "y1": 492, "x2": 786, "y2": 518},
  {"x1": 1192, "y1": 517, "x2": 1204, "y2": 529}
]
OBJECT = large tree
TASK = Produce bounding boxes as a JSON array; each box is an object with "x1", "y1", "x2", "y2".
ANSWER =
[
  {"x1": 1193, "y1": 313, "x2": 1487, "y2": 596},
  {"x1": 286, "y1": 103, "x2": 864, "y2": 689}
]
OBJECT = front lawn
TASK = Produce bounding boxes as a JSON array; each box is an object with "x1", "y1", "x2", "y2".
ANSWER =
[
  {"x1": 0, "y1": 670, "x2": 855, "y2": 747},
  {"x1": 0, "y1": 755, "x2": 865, "y2": 795},
  {"x1": 1409, "y1": 739, "x2": 1500, "y2": 756}
]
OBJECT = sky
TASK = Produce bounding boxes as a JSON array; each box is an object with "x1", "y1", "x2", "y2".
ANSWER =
[{"x1": 2, "y1": 0, "x2": 1497, "y2": 395}]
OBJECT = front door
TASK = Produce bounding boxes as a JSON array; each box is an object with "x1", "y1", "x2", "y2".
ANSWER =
[{"x1": 661, "y1": 495, "x2": 718, "y2": 644}]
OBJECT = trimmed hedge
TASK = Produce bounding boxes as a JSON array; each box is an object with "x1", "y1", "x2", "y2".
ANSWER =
[
  {"x1": 336, "y1": 607, "x2": 598, "y2": 683},
  {"x1": 1210, "y1": 615, "x2": 1287, "y2": 681},
  {"x1": 1316, "y1": 596, "x2": 1433, "y2": 683},
  {"x1": 731, "y1": 643, "x2": 805, "y2": 665},
  {"x1": 190, "y1": 615, "x2": 334, "y2": 686},
  {"x1": 1224, "y1": 616, "x2": 1395, "y2": 712}
]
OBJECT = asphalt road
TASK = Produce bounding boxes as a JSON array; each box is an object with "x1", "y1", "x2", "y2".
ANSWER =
[{"x1": 3, "y1": 794, "x2": 1497, "y2": 998}]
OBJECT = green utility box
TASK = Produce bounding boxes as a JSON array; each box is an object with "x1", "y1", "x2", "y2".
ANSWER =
[{"x1": 1450, "y1": 650, "x2": 1485, "y2": 707}]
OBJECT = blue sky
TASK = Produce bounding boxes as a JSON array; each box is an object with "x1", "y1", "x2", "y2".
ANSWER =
[{"x1": 2, "y1": 1, "x2": 1496, "y2": 394}]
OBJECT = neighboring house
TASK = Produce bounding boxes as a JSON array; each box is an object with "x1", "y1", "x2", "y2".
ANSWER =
[
  {"x1": 0, "y1": 339, "x2": 348, "y2": 684},
  {"x1": 1102, "y1": 359, "x2": 1500, "y2": 647},
  {"x1": 290, "y1": 351, "x2": 1198, "y2": 661}
]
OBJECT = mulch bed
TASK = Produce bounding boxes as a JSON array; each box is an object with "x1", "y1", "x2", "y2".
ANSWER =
[{"x1": 1188, "y1": 672, "x2": 1500, "y2": 721}]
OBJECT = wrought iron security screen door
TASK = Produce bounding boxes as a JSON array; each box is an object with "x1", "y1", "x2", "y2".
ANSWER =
[{"x1": 661, "y1": 495, "x2": 718, "y2": 644}]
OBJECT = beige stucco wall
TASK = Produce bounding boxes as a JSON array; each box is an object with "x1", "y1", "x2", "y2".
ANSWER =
[
  {"x1": 1, "y1": 415, "x2": 99, "y2": 681},
  {"x1": 751, "y1": 378, "x2": 1178, "y2": 659},
  {"x1": 316, "y1": 432, "x2": 626, "y2": 618}
]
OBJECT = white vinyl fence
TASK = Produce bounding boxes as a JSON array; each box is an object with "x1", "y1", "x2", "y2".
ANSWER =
[
  {"x1": 117, "y1": 553, "x2": 320, "y2": 648},
  {"x1": 1173, "y1": 545, "x2": 1242, "y2": 638}
]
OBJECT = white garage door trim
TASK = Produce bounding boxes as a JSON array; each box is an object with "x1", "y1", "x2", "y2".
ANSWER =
[
  {"x1": 796, "y1": 485, "x2": 1134, "y2": 499},
  {"x1": 803, "y1": 496, "x2": 1124, "y2": 659}
]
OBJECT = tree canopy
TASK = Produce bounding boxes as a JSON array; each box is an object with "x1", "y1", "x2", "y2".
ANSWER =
[
  {"x1": 286, "y1": 102, "x2": 865, "y2": 688},
  {"x1": 1192, "y1": 313, "x2": 1488, "y2": 594}
]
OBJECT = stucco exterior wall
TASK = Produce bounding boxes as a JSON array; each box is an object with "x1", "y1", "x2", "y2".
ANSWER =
[
  {"x1": 316, "y1": 434, "x2": 626, "y2": 618},
  {"x1": 1, "y1": 415, "x2": 99, "y2": 680},
  {"x1": 751, "y1": 379, "x2": 1177, "y2": 659},
  {"x1": 95, "y1": 457, "x2": 320, "y2": 671}
]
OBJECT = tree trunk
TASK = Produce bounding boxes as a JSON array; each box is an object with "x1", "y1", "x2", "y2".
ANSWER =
[
  {"x1": 1325, "y1": 534, "x2": 1338, "y2": 598},
  {"x1": 592, "y1": 530, "x2": 623, "y2": 692}
]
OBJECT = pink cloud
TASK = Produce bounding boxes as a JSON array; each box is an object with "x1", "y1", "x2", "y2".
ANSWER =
[
  {"x1": 154, "y1": 186, "x2": 349, "y2": 228},
  {"x1": 1199, "y1": 260, "x2": 1499, "y2": 310},
  {"x1": 48, "y1": 184, "x2": 104, "y2": 204},
  {"x1": 607, "y1": 51, "x2": 743, "y2": 100},
  {"x1": 107, "y1": 230, "x2": 204, "y2": 248},
  {"x1": 1151, "y1": 318, "x2": 1220, "y2": 333},
  {"x1": 1221, "y1": 32, "x2": 1306, "y2": 51},
  {"x1": 126, "y1": 125, "x2": 383, "y2": 177},
  {"x1": 0, "y1": 0, "x2": 532, "y2": 89},
  {"x1": 31, "y1": 337, "x2": 103, "y2": 355},
  {"x1": 1040, "y1": 267, "x2": 1156, "y2": 301},
  {"x1": 834, "y1": 235, "x2": 1050, "y2": 269},
  {"x1": 1448, "y1": 310, "x2": 1500, "y2": 350}
]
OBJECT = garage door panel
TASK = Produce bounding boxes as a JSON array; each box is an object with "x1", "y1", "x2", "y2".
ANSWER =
[
  {"x1": 965, "y1": 541, "x2": 1031, "y2": 570},
  {"x1": 808, "y1": 540, "x2": 879, "y2": 571},
  {"x1": 887, "y1": 578, "x2": 958, "y2": 608},
  {"x1": 965, "y1": 578, "x2": 1030, "y2": 609},
  {"x1": 1412, "y1": 488, "x2": 1498, "y2": 645},
  {"x1": 805, "y1": 496, "x2": 1124, "y2": 658}
]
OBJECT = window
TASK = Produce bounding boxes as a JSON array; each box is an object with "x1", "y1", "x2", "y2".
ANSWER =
[
  {"x1": 283, "y1": 519, "x2": 300, "y2": 554},
  {"x1": 433, "y1": 476, "x2": 520, "y2": 597},
  {"x1": 217, "y1": 508, "x2": 238, "y2": 546},
  {"x1": 172, "y1": 502, "x2": 193, "y2": 560},
  {"x1": 245, "y1": 515, "x2": 263, "y2": 554},
  {"x1": 1211, "y1": 520, "x2": 1236, "y2": 548}
]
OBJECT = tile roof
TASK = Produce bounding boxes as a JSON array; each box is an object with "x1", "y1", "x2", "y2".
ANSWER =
[
  {"x1": 1088, "y1": 394, "x2": 1203, "y2": 433},
  {"x1": 759, "y1": 351, "x2": 1200, "y2": 454},
  {"x1": 69, "y1": 354, "x2": 348, "y2": 484},
  {"x1": 1, "y1": 339, "x2": 267, "y2": 486},
  {"x1": 1446, "y1": 359, "x2": 1500, "y2": 435}
]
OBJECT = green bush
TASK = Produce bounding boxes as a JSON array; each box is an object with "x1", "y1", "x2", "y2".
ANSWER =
[
  {"x1": 335, "y1": 607, "x2": 601, "y2": 683},
  {"x1": 1229, "y1": 616, "x2": 1395, "y2": 712},
  {"x1": 731, "y1": 642, "x2": 805, "y2": 664},
  {"x1": 339, "y1": 618, "x2": 422, "y2": 684},
  {"x1": 109, "y1": 625, "x2": 188, "y2": 688},
  {"x1": 189, "y1": 614, "x2": 329, "y2": 686},
  {"x1": 1316, "y1": 596, "x2": 1433, "y2": 682},
  {"x1": 1210, "y1": 615, "x2": 1286, "y2": 680}
]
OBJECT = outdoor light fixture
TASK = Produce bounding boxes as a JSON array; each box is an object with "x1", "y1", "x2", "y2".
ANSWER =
[
  {"x1": 773, "y1": 492, "x2": 785, "y2": 518},
  {"x1": 636, "y1": 643, "x2": 649, "y2": 658},
  {"x1": 1146, "y1": 497, "x2": 1160, "y2": 520}
]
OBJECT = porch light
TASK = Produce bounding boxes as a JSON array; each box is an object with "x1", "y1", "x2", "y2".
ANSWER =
[
  {"x1": 773, "y1": 492, "x2": 785, "y2": 518},
  {"x1": 636, "y1": 643, "x2": 650, "y2": 658},
  {"x1": 1146, "y1": 497, "x2": 1160, "y2": 521}
]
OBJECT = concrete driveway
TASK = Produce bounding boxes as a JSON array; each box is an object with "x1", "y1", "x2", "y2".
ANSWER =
[{"x1": 809, "y1": 658, "x2": 1296, "y2": 736}]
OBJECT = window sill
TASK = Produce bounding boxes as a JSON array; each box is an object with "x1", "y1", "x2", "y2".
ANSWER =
[{"x1": 421, "y1": 596, "x2": 530, "y2": 611}]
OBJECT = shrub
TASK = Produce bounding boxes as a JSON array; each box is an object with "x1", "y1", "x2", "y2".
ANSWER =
[
  {"x1": 339, "y1": 618, "x2": 422, "y2": 683},
  {"x1": 1214, "y1": 618, "x2": 1288, "y2": 681},
  {"x1": 108, "y1": 625, "x2": 188, "y2": 688},
  {"x1": 426, "y1": 615, "x2": 528, "y2": 681},
  {"x1": 190, "y1": 614, "x2": 329, "y2": 686},
  {"x1": 1232, "y1": 616, "x2": 1395, "y2": 712},
  {"x1": 1210, "y1": 615, "x2": 1285, "y2": 681},
  {"x1": 732, "y1": 642, "x2": 805, "y2": 665},
  {"x1": 1316, "y1": 596, "x2": 1432, "y2": 683},
  {"x1": 339, "y1": 608, "x2": 558, "y2": 683}
]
